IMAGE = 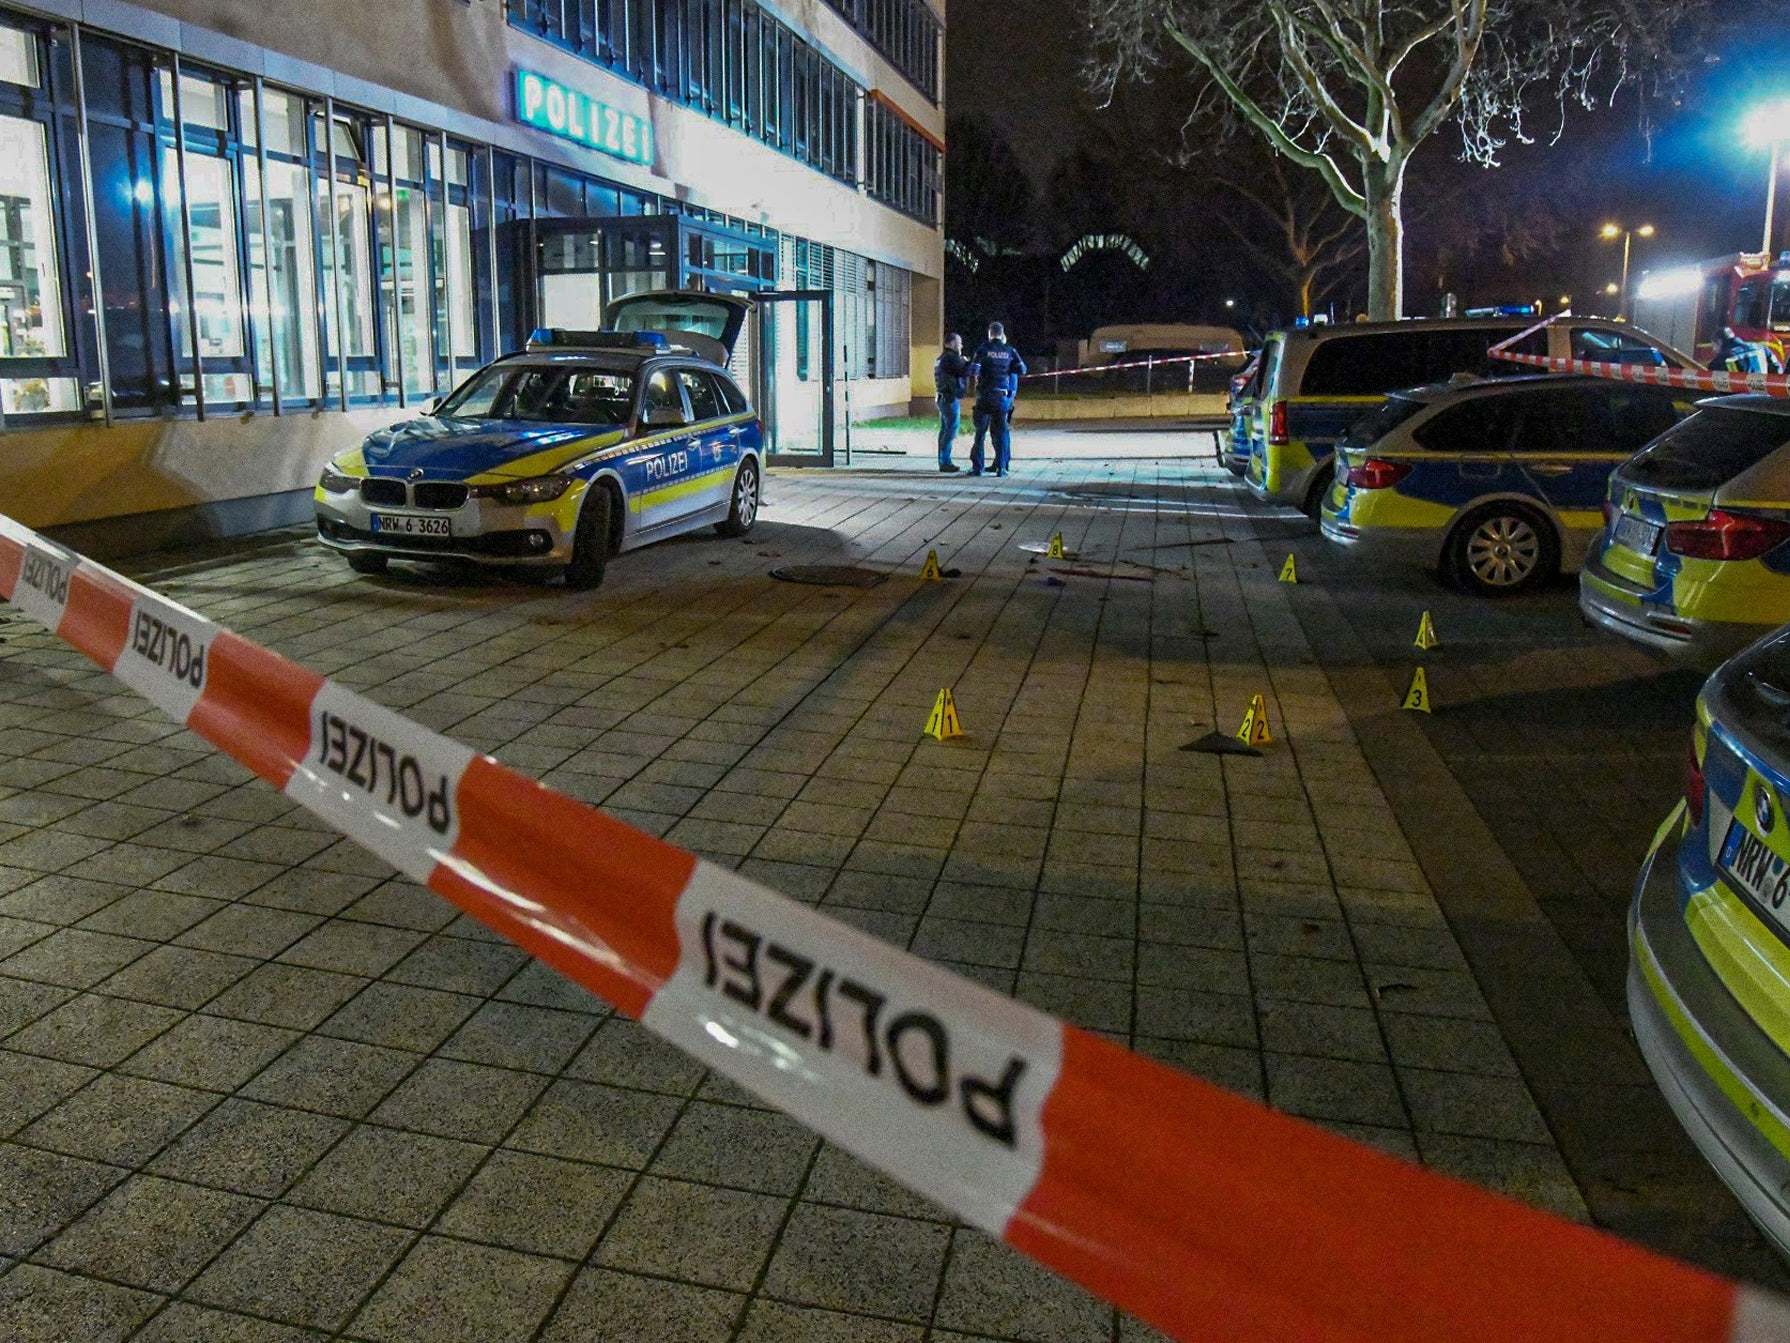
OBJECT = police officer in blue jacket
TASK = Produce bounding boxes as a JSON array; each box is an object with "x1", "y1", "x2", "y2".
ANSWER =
[
  {"x1": 968, "y1": 321, "x2": 1027, "y2": 477},
  {"x1": 933, "y1": 333, "x2": 971, "y2": 473}
]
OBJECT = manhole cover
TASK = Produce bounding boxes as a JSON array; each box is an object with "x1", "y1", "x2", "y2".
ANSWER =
[{"x1": 769, "y1": 565, "x2": 887, "y2": 588}]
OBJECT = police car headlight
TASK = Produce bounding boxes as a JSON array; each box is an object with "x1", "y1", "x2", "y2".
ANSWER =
[
  {"x1": 472, "y1": 474, "x2": 576, "y2": 505},
  {"x1": 318, "y1": 467, "x2": 359, "y2": 494}
]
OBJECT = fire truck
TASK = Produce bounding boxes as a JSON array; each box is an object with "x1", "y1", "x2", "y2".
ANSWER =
[{"x1": 1630, "y1": 251, "x2": 1790, "y2": 369}]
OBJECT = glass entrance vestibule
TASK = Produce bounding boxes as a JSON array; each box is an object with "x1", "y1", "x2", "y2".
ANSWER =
[{"x1": 529, "y1": 214, "x2": 835, "y2": 463}]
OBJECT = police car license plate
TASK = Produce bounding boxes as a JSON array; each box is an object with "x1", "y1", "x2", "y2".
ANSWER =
[
  {"x1": 370, "y1": 514, "x2": 452, "y2": 538},
  {"x1": 1612, "y1": 512, "x2": 1661, "y2": 556},
  {"x1": 1720, "y1": 817, "x2": 1790, "y2": 917}
]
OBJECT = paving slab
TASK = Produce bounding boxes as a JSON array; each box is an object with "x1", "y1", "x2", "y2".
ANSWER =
[{"x1": 0, "y1": 449, "x2": 1779, "y2": 1340}]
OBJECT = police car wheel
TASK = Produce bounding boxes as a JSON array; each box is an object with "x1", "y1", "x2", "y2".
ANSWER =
[
  {"x1": 346, "y1": 553, "x2": 387, "y2": 575},
  {"x1": 716, "y1": 459, "x2": 759, "y2": 538},
  {"x1": 563, "y1": 485, "x2": 612, "y2": 591},
  {"x1": 1446, "y1": 505, "x2": 1555, "y2": 595}
]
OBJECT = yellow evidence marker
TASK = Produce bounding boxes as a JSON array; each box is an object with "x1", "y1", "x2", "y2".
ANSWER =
[
  {"x1": 924, "y1": 688, "x2": 964, "y2": 741},
  {"x1": 1278, "y1": 554, "x2": 1298, "y2": 584},
  {"x1": 1047, "y1": 533, "x2": 1067, "y2": 559},
  {"x1": 1235, "y1": 693, "x2": 1272, "y2": 747},
  {"x1": 920, "y1": 549, "x2": 943, "y2": 581},
  {"x1": 1402, "y1": 667, "x2": 1432, "y2": 714},
  {"x1": 1414, "y1": 611, "x2": 1439, "y2": 651}
]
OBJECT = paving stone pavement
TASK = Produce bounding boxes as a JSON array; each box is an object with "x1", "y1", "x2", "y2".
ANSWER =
[{"x1": 0, "y1": 450, "x2": 1777, "y2": 1341}]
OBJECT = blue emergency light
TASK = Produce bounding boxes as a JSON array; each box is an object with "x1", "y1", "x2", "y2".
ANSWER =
[{"x1": 525, "y1": 329, "x2": 668, "y2": 351}]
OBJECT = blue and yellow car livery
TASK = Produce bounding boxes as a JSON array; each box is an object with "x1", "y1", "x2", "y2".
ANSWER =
[
  {"x1": 1630, "y1": 641, "x2": 1790, "y2": 1257},
  {"x1": 1320, "y1": 377, "x2": 1686, "y2": 593},
  {"x1": 1582, "y1": 397, "x2": 1790, "y2": 667},
  {"x1": 315, "y1": 303, "x2": 764, "y2": 588},
  {"x1": 1248, "y1": 395, "x2": 1380, "y2": 511}
]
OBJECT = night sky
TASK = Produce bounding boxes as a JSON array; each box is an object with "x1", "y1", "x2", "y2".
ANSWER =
[{"x1": 947, "y1": 10, "x2": 1790, "y2": 320}]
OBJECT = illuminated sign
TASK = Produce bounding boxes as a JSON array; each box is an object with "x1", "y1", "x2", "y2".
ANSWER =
[
  {"x1": 1059, "y1": 234, "x2": 1151, "y2": 273},
  {"x1": 515, "y1": 69, "x2": 654, "y2": 168}
]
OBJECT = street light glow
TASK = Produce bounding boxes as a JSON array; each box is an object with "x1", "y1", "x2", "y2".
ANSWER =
[
  {"x1": 1742, "y1": 97, "x2": 1790, "y2": 149},
  {"x1": 1637, "y1": 224, "x2": 1656, "y2": 238},
  {"x1": 1604, "y1": 282, "x2": 1620, "y2": 295},
  {"x1": 1600, "y1": 222, "x2": 1621, "y2": 239}
]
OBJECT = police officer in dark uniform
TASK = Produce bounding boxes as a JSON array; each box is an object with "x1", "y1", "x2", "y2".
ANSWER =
[
  {"x1": 933, "y1": 332, "x2": 970, "y2": 472},
  {"x1": 968, "y1": 321, "x2": 1027, "y2": 477}
]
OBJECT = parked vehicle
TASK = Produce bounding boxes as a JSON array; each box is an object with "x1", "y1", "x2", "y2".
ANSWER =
[
  {"x1": 1631, "y1": 251, "x2": 1789, "y2": 370},
  {"x1": 315, "y1": 292, "x2": 761, "y2": 589},
  {"x1": 1320, "y1": 375, "x2": 1687, "y2": 594},
  {"x1": 1247, "y1": 317, "x2": 1694, "y2": 516},
  {"x1": 1631, "y1": 625, "x2": 1790, "y2": 1256},
  {"x1": 1226, "y1": 352, "x2": 1263, "y2": 476},
  {"x1": 1582, "y1": 397, "x2": 1790, "y2": 666}
]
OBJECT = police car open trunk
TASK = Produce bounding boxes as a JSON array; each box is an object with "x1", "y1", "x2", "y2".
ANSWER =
[{"x1": 602, "y1": 291, "x2": 751, "y2": 368}]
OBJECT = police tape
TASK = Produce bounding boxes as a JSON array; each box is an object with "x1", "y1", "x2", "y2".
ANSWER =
[
  {"x1": 1018, "y1": 350, "x2": 1243, "y2": 382},
  {"x1": 2, "y1": 510, "x2": 1787, "y2": 1343},
  {"x1": 1487, "y1": 321, "x2": 1790, "y2": 397}
]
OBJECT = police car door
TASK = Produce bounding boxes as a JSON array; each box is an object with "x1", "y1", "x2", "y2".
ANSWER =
[
  {"x1": 676, "y1": 369, "x2": 740, "y2": 515},
  {"x1": 630, "y1": 367, "x2": 704, "y2": 531}
]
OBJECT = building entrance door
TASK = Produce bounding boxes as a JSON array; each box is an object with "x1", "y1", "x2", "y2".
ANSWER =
[{"x1": 751, "y1": 290, "x2": 834, "y2": 467}]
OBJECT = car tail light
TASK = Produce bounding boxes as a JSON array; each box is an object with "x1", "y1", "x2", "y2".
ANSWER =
[
  {"x1": 1345, "y1": 458, "x2": 1413, "y2": 490},
  {"x1": 1268, "y1": 400, "x2": 1289, "y2": 446},
  {"x1": 1684, "y1": 735, "x2": 1705, "y2": 829},
  {"x1": 1664, "y1": 509, "x2": 1790, "y2": 561}
]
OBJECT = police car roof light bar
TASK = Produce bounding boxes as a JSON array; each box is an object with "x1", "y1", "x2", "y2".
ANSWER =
[{"x1": 525, "y1": 328, "x2": 669, "y2": 352}]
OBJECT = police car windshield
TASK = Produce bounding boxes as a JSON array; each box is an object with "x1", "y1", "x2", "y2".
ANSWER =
[{"x1": 438, "y1": 365, "x2": 635, "y2": 426}]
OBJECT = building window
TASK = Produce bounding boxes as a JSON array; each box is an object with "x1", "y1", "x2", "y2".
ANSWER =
[
  {"x1": 819, "y1": 0, "x2": 939, "y2": 103},
  {"x1": 865, "y1": 97, "x2": 937, "y2": 225},
  {"x1": 241, "y1": 87, "x2": 321, "y2": 404}
]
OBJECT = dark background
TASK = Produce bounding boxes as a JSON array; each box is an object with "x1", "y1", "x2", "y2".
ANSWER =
[{"x1": 943, "y1": 9, "x2": 1790, "y2": 351}]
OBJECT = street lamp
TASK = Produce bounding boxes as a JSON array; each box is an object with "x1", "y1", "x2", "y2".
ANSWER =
[
  {"x1": 1223, "y1": 298, "x2": 1236, "y2": 309},
  {"x1": 1599, "y1": 223, "x2": 1654, "y2": 318},
  {"x1": 1743, "y1": 98, "x2": 1790, "y2": 254},
  {"x1": 1604, "y1": 282, "x2": 1621, "y2": 296}
]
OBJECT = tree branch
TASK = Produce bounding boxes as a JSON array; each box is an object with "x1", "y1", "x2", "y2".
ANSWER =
[{"x1": 1166, "y1": 21, "x2": 1368, "y2": 215}]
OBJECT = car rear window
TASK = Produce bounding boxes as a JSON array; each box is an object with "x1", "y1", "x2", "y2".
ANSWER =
[
  {"x1": 1341, "y1": 394, "x2": 1428, "y2": 449},
  {"x1": 1624, "y1": 407, "x2": 1790, "y2": 490},
  {"x1": 1299, "y1": 326, "x2": 1522, "y2": 397}
]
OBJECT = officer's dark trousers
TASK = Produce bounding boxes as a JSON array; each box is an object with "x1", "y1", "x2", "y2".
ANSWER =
[
  {"x1": 971, "y1": 398, "x2": 1013, "y2": 475},
  {"x1": 936, "y1": 395, "x2": 960, "y2": 466}
]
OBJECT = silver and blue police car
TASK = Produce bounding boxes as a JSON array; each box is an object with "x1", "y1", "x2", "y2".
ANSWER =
[{"x1": 314, "y1": 292, "x2": 763, "y2": 588}]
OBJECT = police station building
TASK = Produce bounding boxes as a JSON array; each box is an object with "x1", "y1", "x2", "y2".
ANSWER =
[{"x1": 0, "y1": 0, "x2": 945, "y2": 550}]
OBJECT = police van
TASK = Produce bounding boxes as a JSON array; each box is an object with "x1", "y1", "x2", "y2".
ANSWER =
[
  {"x1": 314, "y1": 292, "x2": 763, "y2": 589},
  {"x1": 1246, "y1": 317, "x2": 1693, "y2": 515}
]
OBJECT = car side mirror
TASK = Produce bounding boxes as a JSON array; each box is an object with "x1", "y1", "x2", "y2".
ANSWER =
[{"x1": 641, "y1": 404, "x2": 686, "y2": 429}]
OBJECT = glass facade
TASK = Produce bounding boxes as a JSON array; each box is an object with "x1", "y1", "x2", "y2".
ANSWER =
[
  {"x1": 0, "y1": 5, "x2": 927, "y2": 429},
  {"x1": 820, "y1": 0, "x2": 939, "y2": 102},
  {"x1": 506, "y1": 0, "x2": 860, "y2": 187},
  {"x1": 866, "y1": 96, "x2": 939, "y2": 226}
]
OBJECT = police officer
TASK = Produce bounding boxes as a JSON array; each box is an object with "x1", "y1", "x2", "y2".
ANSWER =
[
  {"x1": 968, "y1": 321, "x2": 1027, "y2": 477},
  {"x1": 933, "y1": 332, "x2": 970, "y2": 473}
]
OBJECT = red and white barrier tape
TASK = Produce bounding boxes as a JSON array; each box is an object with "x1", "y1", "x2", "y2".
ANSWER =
[
  {"x1": 3, "y1": 511, "x2": 1786, "y2": 1342},
  {"x1": 1019, "y1": 350, "x2": 1242, "y2": 382},
  {"x1": 1487, "y1": 319, "x2": 1790, "y2": 397}
]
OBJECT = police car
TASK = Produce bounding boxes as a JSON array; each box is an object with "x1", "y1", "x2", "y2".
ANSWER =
[
  {"x1": 314, "y1": 292, "x2": 763, "y2": 588},
  {"x1": 1320, "y1": 375, "x2": 1687, "y2": 594},
  {"x1": 1631, "y1": 626, "x2": 1790, "y2": 1256},
  {"x1": 1583, "y1": 396, "x2": 1790, "y2": 666}
]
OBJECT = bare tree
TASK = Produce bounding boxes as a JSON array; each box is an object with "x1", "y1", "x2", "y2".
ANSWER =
[
  {"x1": 1212, "y1": 153, "x2": 1365, "y2": 317},
  {"x1": 1085, "y1": 0, "x2": 1710, "y2": 318}
]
